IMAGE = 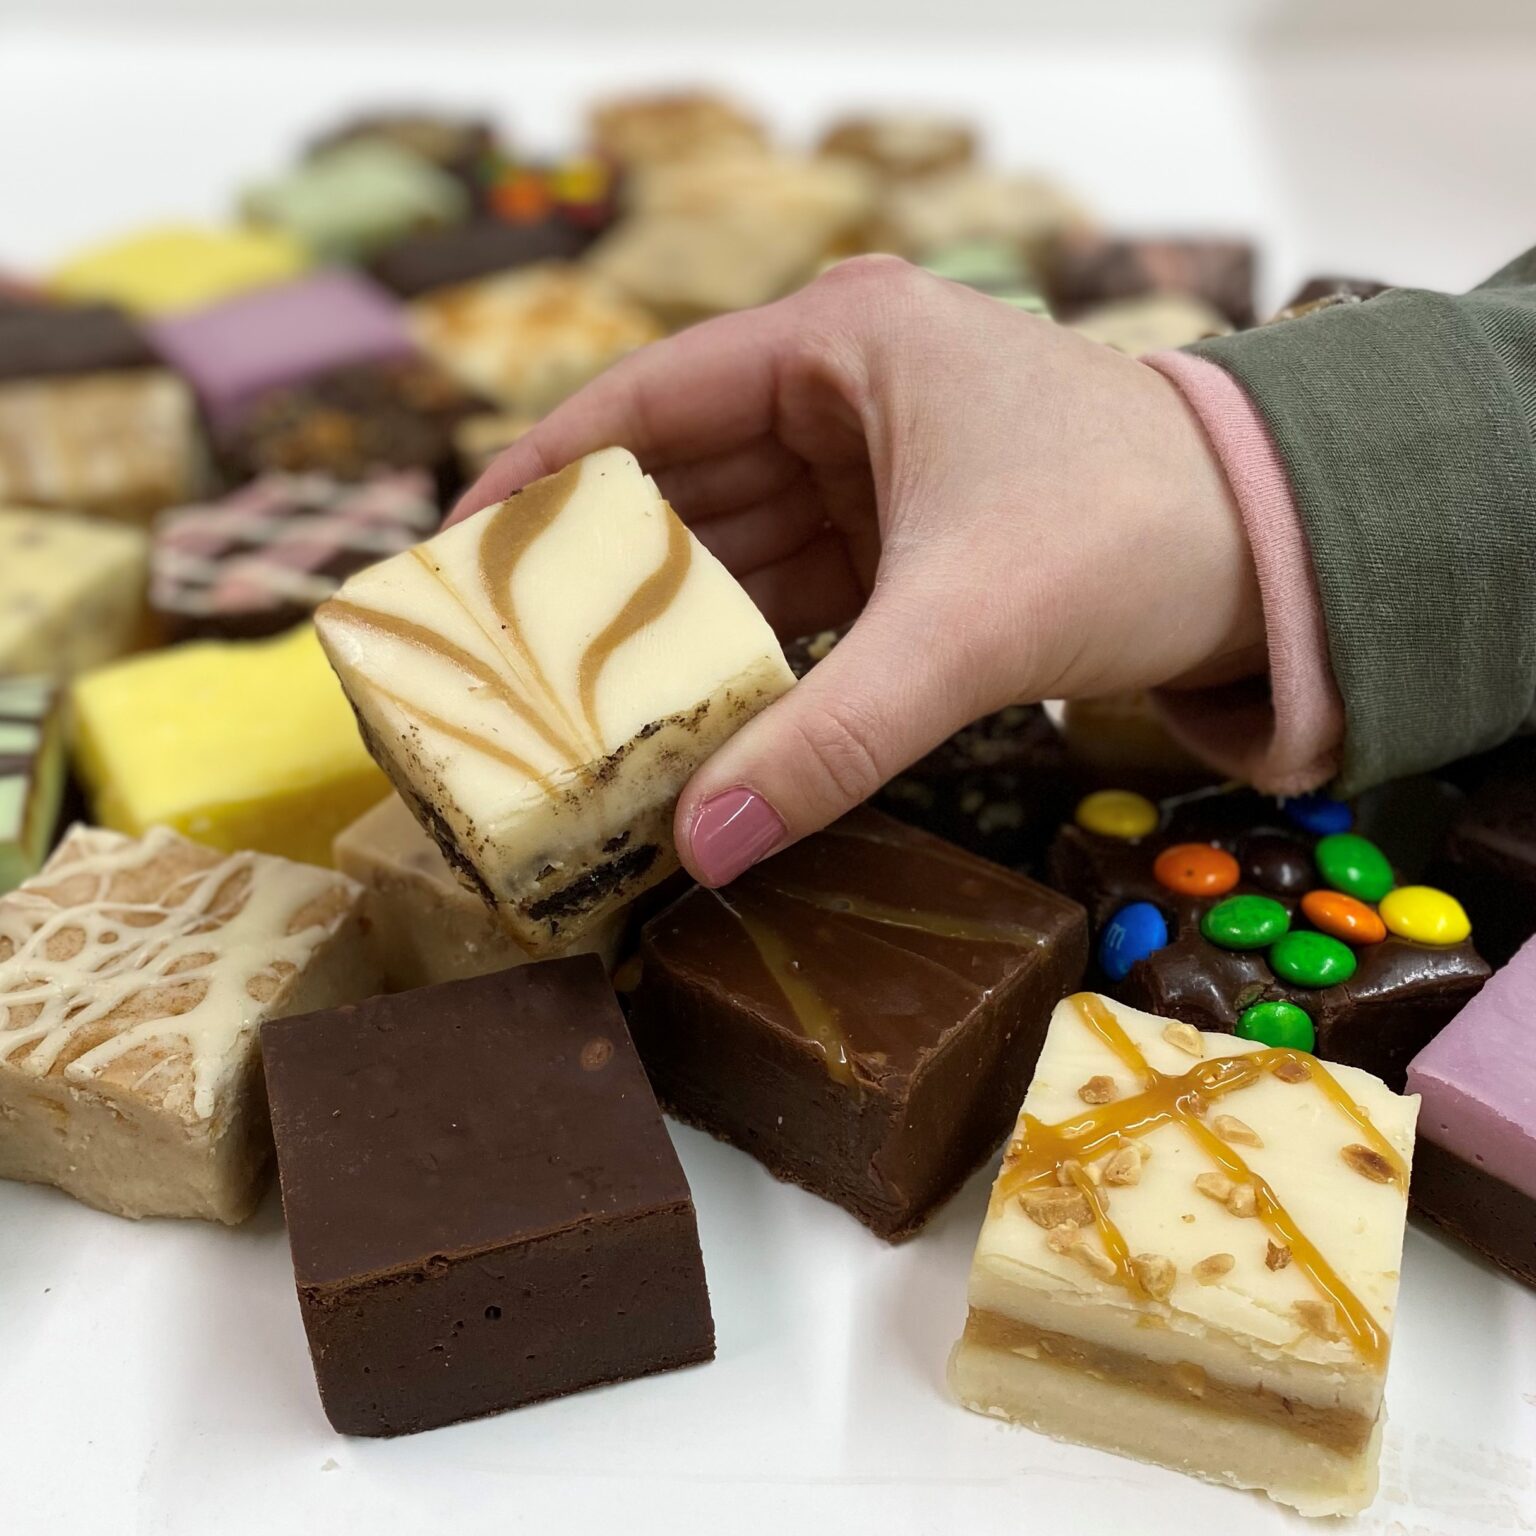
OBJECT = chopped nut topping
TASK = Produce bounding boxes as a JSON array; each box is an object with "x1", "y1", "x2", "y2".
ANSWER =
[
  {"x1": 1266, "y1": 1241, "x2": 1293, "y2": 1271},
  {"x1": 1183, "y1": 1090, "x2": 1209, "y2": 1118},
  {"x1": 1056, "y1": 1157, "x2": 1103, "y2": 1188},
  {"x1": 1131, "y1": 1253, "x2": 1176, "y2": 1300},
  {"x1": 1019, "y1": 1187, "x2": 1093, "y2": 1229},
  {"x1": 1293, "y1": 1300, "x2": 1341, "y2": 1340},
  {"x1": 1192, "y1": 1253, "x2": 1235, "y2": 1284},
  {"x1": 1180, "y1": 1212, "x2": 1195, "y2": 1224},
  {"x1": 1078, "y1": 1074, "x2": 1117, "y2": 1105},
  {"x1": 1213, "y1": 1114, "x2": 1263, "y2": 1148},
  {"x1": 1044, "y1": 1223, "x2": 1081, "y2": 1256},
  {"x1": 1273, "y1": 1058, "x2": 1312, "y2": 1084},
  {"x1": 1194, "y1": 1172, "x2": 1234, "y2": 1203},
  {"x1": 1341, "y1": 1143, "x2": 1396, "y2": 1184},
  {"x1": 1226, "y1": 1182, "x2": 1258, "y2": 1218},
  {"x1": 1170, "y1": 1362, "x2": 1207, "y2": 1396},
  {"x1": 1101, "y1": 1145, "x2": 1144, "y2": 1187},
  {"x1": 1162, "y1": 1021, "x2": 1204, "y2": 1057},
  {"x1": 1074, "y1": 1243, "x2": 1117, "y2": 1280}
]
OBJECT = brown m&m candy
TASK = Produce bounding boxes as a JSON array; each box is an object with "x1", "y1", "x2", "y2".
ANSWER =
[{"x1": 1239, "y1": 832, "x2": 1312, "y2": 896}]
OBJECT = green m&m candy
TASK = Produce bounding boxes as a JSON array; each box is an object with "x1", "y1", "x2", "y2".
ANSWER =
[
  {"x1": 1200, "y1": 894, "x2": 1290, "y2": 950},
  {"x1": 1269, "y1": 929, "x2": 1357, "y2": 988},
  {"x1": 1314, "y1": 833, "x2": 1394, "y2": 903},
  {"x1": 1236, "y1": 999, "x2": 1315, "y2": 1052}
]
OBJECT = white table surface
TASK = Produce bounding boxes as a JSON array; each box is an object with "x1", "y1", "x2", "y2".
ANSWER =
[{"x1": 3, "y1": 16, "x2": 1535, "y2": 1535}]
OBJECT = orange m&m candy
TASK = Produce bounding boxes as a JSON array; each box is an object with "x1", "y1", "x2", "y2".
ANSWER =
[
  {"x1": 1153, "y1": 843, "x2": 1240, "y2": 898},
  {"x1": 1300, "y1": 889, "x2": 1387, "y2": 945}
]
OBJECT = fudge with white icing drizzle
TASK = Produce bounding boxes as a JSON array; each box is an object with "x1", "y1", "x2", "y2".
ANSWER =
[
  {"x1": 316, "y1": 446, "x2": 796, "y2": 952},
  {"x1": 0, "y1": 678, "x2": 65, "y2": 894},
  {"x1": 0, "y1": 824, "x2": 378, "y2": 1222},
  {"x1": 949, "y1": 992, "x2": 1418, "y2": 1517}
]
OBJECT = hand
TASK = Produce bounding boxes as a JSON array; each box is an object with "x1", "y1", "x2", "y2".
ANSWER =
[{"x1": 452, "y1": 256, "x2": 1262, "y2": 886}]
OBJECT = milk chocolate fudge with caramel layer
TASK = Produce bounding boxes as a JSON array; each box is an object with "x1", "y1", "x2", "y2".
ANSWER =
[
  {"x1": 629, "y1": 808, "x2": 1088, "y2": 1239},
  {"x1": 316, "y1": 447, "x2": 794, "y2": 953}
]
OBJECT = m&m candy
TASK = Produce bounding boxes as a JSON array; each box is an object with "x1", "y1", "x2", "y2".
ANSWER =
[
  {"x1": 1236, "y1": 999, "x2": 1315, "y2": 1052},
  {"x1": 1314, "y1": 833, "x2": 1394, "y2": 904},
  {"x1": 1075, "y1": 789, "x2": 1158, "y2": 841},
  {"x1": 1300, "y1": 890, "x2": 1387, "y2": 946},
  {"x1": 1269, "y1": 930, "x2": 1357, "y2": 987},
  {"x1": 1153, "y1": 843, "x2": 1240, "y2": 898},
  {"x1": 1283, "y1": 793, "x2": 1353, "y2": 835},
  {"x1": 1200, "y1": 894, "x2": 1289, "y2": 950},
  {"x1": 1239, "y1": 833, "x2": 1312, "y2": 896},
  {"x1": 1099, "y1": 901, "x2": 1169, "y2": 981},
  {"x1": 1379, "y1": 885, "x2": 1472, "y2": 946}
]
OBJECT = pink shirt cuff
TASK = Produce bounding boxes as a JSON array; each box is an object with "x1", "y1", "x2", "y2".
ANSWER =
[{"x1": 1141, "y1": 350, "x2": 1344, "y2": 796}]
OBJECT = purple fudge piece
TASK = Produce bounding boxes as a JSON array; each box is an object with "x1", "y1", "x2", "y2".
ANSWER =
[{"x1": 149, "y1": 270, "x2": 416, "y2": 433}]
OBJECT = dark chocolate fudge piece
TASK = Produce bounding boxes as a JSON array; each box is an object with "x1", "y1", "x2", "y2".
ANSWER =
[
  {"x1": 369, "y1": 218, "x2": 595, "y2": 298},
  {"x1": 0, "y1": 302, "x2": 158, "y2": 382},
  {"x1": 785, "y1": 625, "x2": 1075, "y2": 870},
  {"x1": 629, "y1": 808, "x2": 1088, "y2": 1240},
  {"x1": 1272, "y1": 274, "x2": 1390, "y2": 322},
  {"x1": 1048, "y1": 786, "x2": 1490, "y2": 1087},
  {"x1": 262, "y1": 958, "x2": 715, "y2": 1437},
  {"x1": 1042, "y1": 232, "x2": 1257, "y2": 328}
]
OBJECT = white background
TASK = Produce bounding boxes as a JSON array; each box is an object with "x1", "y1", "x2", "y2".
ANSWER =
[{"x1": 3, "y1": 3, "x2": 1536, "y2": 1532}]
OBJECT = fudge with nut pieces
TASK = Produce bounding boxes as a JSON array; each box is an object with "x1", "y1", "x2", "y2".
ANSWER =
[{"x1": 950, "y1": 992, "x2": 1417, "y2": 1517}]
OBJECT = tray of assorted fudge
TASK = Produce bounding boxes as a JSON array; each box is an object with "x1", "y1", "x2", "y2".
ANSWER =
[{"x1": 2, "y1": 88, "x2": 1533, "y2": 1536}]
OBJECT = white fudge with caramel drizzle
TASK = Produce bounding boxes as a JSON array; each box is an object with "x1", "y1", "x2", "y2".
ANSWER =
[
  {"x1": 316, "y1": 446, "x2": 796, "y2": 952},
  {"x1": 949, "y1": 992, "x2": 1418, "y2": 1518},
  {"x1": 0, "y1": 824, "x2": 377, "y2": 1223}
]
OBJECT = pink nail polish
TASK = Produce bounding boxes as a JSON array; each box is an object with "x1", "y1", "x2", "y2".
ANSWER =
[{"x1": 688, "y1": 787, "x2": 786, "y2": 886}]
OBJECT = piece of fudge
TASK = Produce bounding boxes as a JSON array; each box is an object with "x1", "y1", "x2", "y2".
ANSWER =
[
  {"x1": 307, "y1": 110, "x2": 498, "y2": 200},
  {"x1": 950, "y1": 992, "x2": 1417, "y2": 1516},
  {"x1": 1407, "y1": 935, "x2": 1536, "y2": 1287},
  {"x1": 1059, "y1": 690, "x2": 1223, "y2": 797},
  {"x1": 629, "y1": 808, "x2": 1088, "y2": 1238},
  {"x1": 1048, "y1": 787, "x2": 1490, "y2": 1087},
  {"x1": 410, "y1": 264, "x2": 662, "y2": 414},
  {"x1": 332, "y1": 793, "x2": 624, "y2": 991},
  {"x1": 316, "y1": 446, "x2": 793, "y2": 950},
  {"x1": 72, "y1": 625, "x2": 389, "y2": 867},
  {"x1": 149, "y1": 271, "x2": 417, "y2": 433},
  {"x1": 51, "y1": 224, "x2": 308, "y2": 315},
  {"x1": 151, "y1": 470, "x2": 440, "y2": 643},
  {"x1": 587, "y1": 91, "x2": 769, "y2": 167},
  {"x1": 482, "y1": 153, "x2": 619, "y2": 237},
  {"x1": 1068, "y1": 293, "x2": 1233, "y2": 355},
  {"x1": 243, "y1": 140, "x2": 470, "y2": 262},
  {"x1": 0, "y1": 302, "x2": 158, "y2": 381},
  {"x1": 218, "y1": 355, "x2": 485, "y2": 496},
  {"x1": 1043, "y1": 232, "x2": 1257, "y2": 328},
  {"x1": 0, "y1": 368, "x2": 206, "y2": 521},
  {"x1": 0, "y1": 508, "x2": 149, "y2": 675},
  {"x1": 0, "y1": 824, "x2": 376, "y2": 1221},
  {"x1": 869, "y1": 167, "x2": 1090, "y2": 265},
  {"x1": 263, "y1": 957, "x2": 715, "y2": 1436},
  {"x1": 785, "y1": 623, "x2": 1074, "y2": 870},
  {"x1": 818, "y1": 113, "x2": 976, "y2": 181},
  {"x1": 1271, "y1": 275, "x2": 1390, "y2": 323},
  {"x1": 368, "y1": 217, "x2": 595, "y2": 298},
  {"x1": 920, "y1": 240, "x2": 1051, "y2": 315},
  {"x1": 0, "y1": 679, "x2": 65, "y2": 893},
  {"x1": 454, "y1": 409, "x2": 537, "y2": 482}
]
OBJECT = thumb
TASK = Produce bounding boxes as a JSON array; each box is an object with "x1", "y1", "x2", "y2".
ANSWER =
[{"x1": 674, "y1": 588, "x2": 990, "y2": 887}]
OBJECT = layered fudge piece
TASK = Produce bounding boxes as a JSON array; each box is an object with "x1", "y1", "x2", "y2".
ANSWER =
[
  {"x1": 921, "y1": 240, "x2": 1051, "y2": 316},
  {"x1": 629, "y1": 808, "x2": 1088, "y2": 1238},
  {"x1": 243, "y1": 140, "x2": 470, "y2": 262},
  {"x1": 332, "y1": 793, "x2": 624, "y2": 991},
  {"x1": 1048, "y1": 787, "x2": 1490, "y2": 1087},
  {"x1": 149, "y1": 271, "x2": 417, "y2": 433},
  {"x1": 51, "y1": 224, "x2": 308, "y2": 315},
  {"x1": 950, "y1": 992, "x2": 1417, "y2": 1517},
  {"x1": 587, "y1": 91, "x2": 769, "y2": 167},
  {"x1": 1068, "y1": 293, "x2": 1232, "y2": 354},
  {"x1": 1043, "y1": 232, "x2": 1257, "y2": 328},
  {"x1": 410, "y1": 264, "x2": 662, "y2": 414},
  {"x1": 316, "y1": 446, "x2": 795, "y2": 951},
  {"x1": 0, "y1": 508, "x2": 149, "y2": 675},
  {"x1": 0, "y1": 301, "x2": 157, "y2": 381},
  {"x1": 818, "y1": 113, "x2": 976, "y2": 181},
  {"x1": 0, "y1": 824, "x2": 376, "y2": 1221},
  {"x1": 785, "y1": 623, "x2": 1073, "y2": 870},
  {"x1": 72, "y1": 624, "x2": 389, "y2": 867},
  {"x1": 1407, "y1": 935, "x2": 1536, "y2": 1287},
  {"x1": 0, "y1": 679, "x2": 65, "y2": 893},
  {"x1": 264, "y1": 958, "x2": 715, "y2": 1436},
  {"x1": 308, "y1": 110, "x2": 498, "y2": 200},
  {"x1": 369, "y1": 218, "x2": 595, "y2": 298},
  {"x1": 151, "y1": 470, "x2": 440, "y2": 643}
]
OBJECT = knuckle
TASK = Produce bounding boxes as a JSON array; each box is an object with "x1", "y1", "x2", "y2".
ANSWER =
[
  {"x1": 812, "y1": 252, "x2": 919, "y2": 298},
  {"x1": 786, "y1": 701, "x2": 889, "y2": 815}
]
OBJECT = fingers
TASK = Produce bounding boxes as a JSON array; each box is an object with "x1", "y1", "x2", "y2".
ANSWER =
[
  {"x1": 673, "y1": 582, "x2": 988, "y2": 886},
  {"x1": 738, "y1": 528, "x2": 865, "y2": 639},
  {"x1": 688, "y1": 479, "x2": 827, "y2": 575},
  {"x1": 650, "y1": 438, "x2": 805, "y2": 522}
]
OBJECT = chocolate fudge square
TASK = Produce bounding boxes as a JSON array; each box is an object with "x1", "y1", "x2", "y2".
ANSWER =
[
  {"x1": 629, "y1": 808, "x2": 1088, "y2": 1240},
  {"x1": 262, "y1": 958, "x2": 714, "y2": 1436}
]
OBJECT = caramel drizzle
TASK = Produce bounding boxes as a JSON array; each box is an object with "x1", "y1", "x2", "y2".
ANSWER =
[
  {"x1": 372, "y1": 683, "x2": 544, "y2": 781},
  {"x1": 577, "y1": 507, "x2": 692, "y2": 742},
  {"x1": 766, "y1": 884, "x2": 1037, "y2": 946},
  {"x1": 995, "y1": 994, "x2": 1402, "y2": 1365}
]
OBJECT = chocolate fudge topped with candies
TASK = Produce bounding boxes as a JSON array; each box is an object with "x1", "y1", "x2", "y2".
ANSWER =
[{"x1": 1048, "y1": 786, "x2": 1490, "y2": 1087}]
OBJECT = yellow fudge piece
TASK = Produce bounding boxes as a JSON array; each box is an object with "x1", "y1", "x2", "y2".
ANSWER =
[
  {"x1": 52, "y1": 224, "x2": 309, "y2": 316},
  {"x1": 71, "y1": 625, "x2": 387, "y2": 866}
]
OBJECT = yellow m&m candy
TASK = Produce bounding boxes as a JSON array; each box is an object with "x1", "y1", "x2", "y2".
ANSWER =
[
  {"x1": 1378, "y1": 885, "x2": 1471, "y2": 946},
  {"x1": 1074, "y1": 789, "x2": 1158, "y2": 840}
]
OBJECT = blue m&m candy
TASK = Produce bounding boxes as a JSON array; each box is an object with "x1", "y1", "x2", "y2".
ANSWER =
[
  {"x1": 1282, "y1": 793, "x2": 1353, "y2": 836},
  {"x1": 1099, "y1": 902, "x2": 1169, "y2": 982}
]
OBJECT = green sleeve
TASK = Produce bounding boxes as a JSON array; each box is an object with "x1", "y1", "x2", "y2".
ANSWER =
[{"x1": 1187, "y1": 254, "x2": 1536, "y2": 793}]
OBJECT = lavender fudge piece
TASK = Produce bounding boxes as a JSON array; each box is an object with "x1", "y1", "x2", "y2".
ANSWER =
[
  {"x1": 149, "y1": 271, "x2": 416, "y2": 433},
  {"x1": 1406, "y1": 935, "x2": 1536, "y2": 1287}
]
